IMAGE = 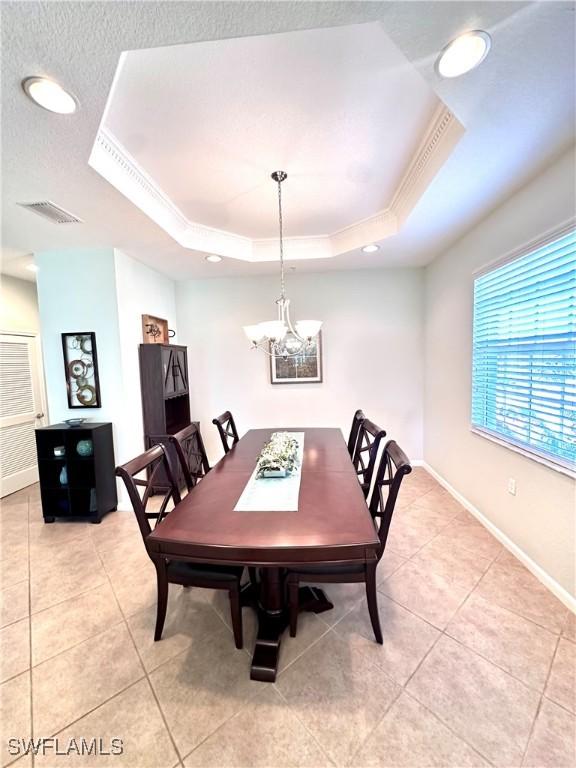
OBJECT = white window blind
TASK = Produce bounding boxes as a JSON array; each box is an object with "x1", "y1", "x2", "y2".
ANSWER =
[{"x1": 472, "y1": 228, "x2": 576, "y2": 472}]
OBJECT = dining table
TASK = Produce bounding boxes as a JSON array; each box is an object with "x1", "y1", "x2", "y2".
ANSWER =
[{"x1": 147, "y1": 427, "x2": 380, "y2": 682}]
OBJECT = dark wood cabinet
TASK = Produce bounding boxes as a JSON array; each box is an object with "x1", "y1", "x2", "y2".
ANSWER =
[
  {"x1": 35, "y1": 423, "x2": 117, "y2": 523},
  {"x1": 139, "y1": 344, "x2": 191, "y2": 488}
]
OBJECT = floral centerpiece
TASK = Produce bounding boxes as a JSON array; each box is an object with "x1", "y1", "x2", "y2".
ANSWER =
[{"x1": 256, "y1": 432, "x2": 300, "y2": 478}]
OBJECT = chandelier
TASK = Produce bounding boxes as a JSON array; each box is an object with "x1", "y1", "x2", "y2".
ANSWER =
[{"x1": 243, "y1": 171, "x2": 322, "y2": 358}]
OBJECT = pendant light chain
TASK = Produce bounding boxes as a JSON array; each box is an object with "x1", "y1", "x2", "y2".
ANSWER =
[
  {"x1": 277, "y1": 174, "x2": 286, "y2": 301},
  {"x1": 242, "y1": 170, "x2": 322, "y2": 357}
]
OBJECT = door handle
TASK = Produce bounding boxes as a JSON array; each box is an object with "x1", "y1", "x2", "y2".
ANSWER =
[{"x1": 35, "y1": 412, "x2": 45, "y2": 419}]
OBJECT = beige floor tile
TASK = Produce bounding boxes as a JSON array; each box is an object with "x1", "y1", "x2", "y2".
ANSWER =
[
  {"x1": 477, "y1": 563, "x2": 569, "y2": 633},
  {"x1": 0, "y1": 507, "x2": 29, "y2": 537},
  {"x1": 407, "y1": 635, "x2": 540, "y2": 766},
  {"x1": 522, "y1": 698, "x2": 576, "y2": 767},
  {"x1": 1, "y1": 489, "x2": 30, "y2": 505},
  {"x1": 377, "y1": 550, "x2": 407, "y2": 583},
  {"x1": 438, "y1": 519, "x2": 502, "y2": 560},
  {"x1": 308, "y1": 582, "x2": 366, "y2": 626},
  {"x1": 0, "y1": 554, "x2": 29, "y2": 590},
  {"x1": 98, "y1": 535, "x2": 150, "y2": 579},
  {"x1": 276, "y1": 630, "x2": 400, "y2": 766},
  {"x1": 392, "y1": 485, "x2": 431, "y2": 508},
  {"x1": 201, "y1": 586, "x2": 258, "y2": 648},
  {"x1": 127, "y1": 588, "x2": 226, "y2": 672},
  {"x1": 563, "y1": 612, "x2": 576, "y2": 643},
  {"x1": 354, "y1": 693, "x2": 489, "y2": 767},
  {"x1": 446, "y1": 593, "x2": 558, "y2": 690},
  {"x1": 28, "y1": 520, "x2": 92, "y2": 557},
  {"x1": 5, "y1": 754, "x2": 32, "y2": 768},
  {"x1": 32, "y1": 623, "x2": 143, "y2": 737},
  {"x1": 1, "y1": 672, "x2": 31, "y2": 767},
  {"x1": 0, "y1": 530, "x2": 28, "y2": 564},
  {"x1": 1, "y1": 581, "x2": 29, "y2": 628},
  {"x1": 32, "y1": 582, "x2": 123, "y2": 666},
  {"x1": 333, "y1": 592, "x2": 439, "y2": 685},
  {"x1": 89, "y1": 511, "x2": 138, "y2": 553},
  {"x1": 28, "y1": 502, "x2": 44, "y2": 523},
  {"x1": 545, "y1": 638, "x2": 576, "y2": 713},
  {"x1": 34, "y1": 679, "x2": 178, "y2": 768},
  {"x1": 385, "y1": 515, "x2": 442, "y2": 559},
  {"x1": 278, "y1": 612, "x2": 331, "y2": 673},
  {"x1": 403, "y1": 467, "x2": 437, "y2": 490},
  {"x1": 379, "y1": 560, "x2": 471, "y2": 629},
  {"x1": 108, "y1": 563, "x2": 158, "y2": 617},
  {"x1": 0, "y1": 618, "x2": 30, "y2": 683},
  {"x1": 30, "y1": 538, "x2": 107, "y2": 614},
  {"x1": 149, "y1": 620, "x2": 264, "y2": 757},
  {"x1": 410, "y1": 489, "x2": 465, "y2": 520},
  {"x1": 495, "y1": 547, "x2": 526, "y2": 571},
  {"x1": 184, "y1": 687, "x2": 330, "y2": 767},
  {"x1": 411, "y1": 537, "x2": 492, "y2": 589}
]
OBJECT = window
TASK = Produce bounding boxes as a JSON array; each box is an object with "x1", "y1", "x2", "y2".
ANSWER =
[{"x1": 472, "y1": 227, "x2": 576, "y2": 473}]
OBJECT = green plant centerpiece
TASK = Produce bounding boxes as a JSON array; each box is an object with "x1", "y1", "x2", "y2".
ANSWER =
[{"x1": 256, "y1": 432, "x2": 300, "y2": 478}]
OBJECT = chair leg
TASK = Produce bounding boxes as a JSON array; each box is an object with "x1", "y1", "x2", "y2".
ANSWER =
[
  {"x1": 229, "y1": 587, "x2": 243, "y2": 649},
  {"x1": 248, "y1": 567, "x2": 258, "y2": 588},
  {"x1": 154, "y1": 560, "x2": 169, "y2": 642},
  {"x1": 365, "y1": 562, "x2": 383, "y2": 644},
  {"x1": 288, "y1": 579, "x2": 299, "y2": 637}
]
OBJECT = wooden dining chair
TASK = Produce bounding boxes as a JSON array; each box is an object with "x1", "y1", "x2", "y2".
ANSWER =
[
  {"x1": 287, "y1": 440, "x2": 412, "y2": 643},
  {"x1": 347, "y1": 409, "x2": 365, "y2": 458},
  {"x1": 352, "y1": 417, "x2": 387, "y2": 497},
  {"x1": 212, "y1": 410, "x2": 239, "y2": 454},
  {"x1": 168, "y1": 422, "x2": 211, "y2": 492},
  {"x1": 115, "y1": 444, "x2": 244, "y2": 648}
]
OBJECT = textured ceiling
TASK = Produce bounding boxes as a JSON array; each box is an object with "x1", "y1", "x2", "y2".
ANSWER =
[{"x1": 1, "y1": 1, "x2": 575, "y2": 281}]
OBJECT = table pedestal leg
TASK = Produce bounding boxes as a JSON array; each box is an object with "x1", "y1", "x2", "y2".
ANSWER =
[{"x1": 248, "y1": 569, "x2": 334, "y2": 682}]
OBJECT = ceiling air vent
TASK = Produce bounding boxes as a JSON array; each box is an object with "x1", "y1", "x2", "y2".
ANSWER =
[{"x1": 17, "y1": 200, "x2": 83, "y2": 224}]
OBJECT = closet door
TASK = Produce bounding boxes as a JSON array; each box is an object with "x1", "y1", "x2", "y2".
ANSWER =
[{"x1": 0, "y1": 334, "x2": 46, "y2": 497}]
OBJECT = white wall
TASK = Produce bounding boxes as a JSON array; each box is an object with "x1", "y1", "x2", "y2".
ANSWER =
[
  {"x1": 35, "y1": 249, "x2": 124, "y2": 433},
  {"x1": 35, "y1": 248, "x2": 178, "y2": 504},
  {"x1": 114, "y1": 249, "x2": 177, "y2": 466},
  {"x1": 0, "y1": 275, "x2": 40, "y2": 333},
  {"x1": 424, "y1": 146, "x2": 576, "y2": 597},
  {"x1": 176, "y1": 269, "x2": 424, "y2": 464}
]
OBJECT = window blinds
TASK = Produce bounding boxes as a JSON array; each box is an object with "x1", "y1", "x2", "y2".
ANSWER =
[{"x1": 472, "y1": 228, "x2": 576, "y2": 471}]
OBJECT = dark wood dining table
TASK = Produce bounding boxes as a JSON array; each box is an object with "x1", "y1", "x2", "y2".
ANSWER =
[{"x1": 147, "y1": 427, "x2": 380, "y2": 682}]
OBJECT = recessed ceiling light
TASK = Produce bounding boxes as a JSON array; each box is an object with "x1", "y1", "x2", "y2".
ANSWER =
[
  {"x1": 205, "y1": 254, "x2": 223, "y2": 263},
  {"x1": 436, "y1": 31, "x2": 491, "y2": 78},
  {"x1": 362, "y1": 244, "x2": 380, "y2": 253},
  {"x1": 26, "y1": 264, "x2": 38, "y2": 273},
  {"x1": 22, "y1": 76, "x2": 78, "y2": 114}
]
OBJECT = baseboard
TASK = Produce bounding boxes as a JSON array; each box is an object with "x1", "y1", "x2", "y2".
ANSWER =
[{"x1": 421, "y1": 461, "x2": 576, "y2": 614}]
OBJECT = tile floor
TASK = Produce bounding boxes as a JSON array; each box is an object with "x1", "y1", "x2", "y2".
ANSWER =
[{"x1": 0, "y1": 471, "x2": 574, "y2": 768}]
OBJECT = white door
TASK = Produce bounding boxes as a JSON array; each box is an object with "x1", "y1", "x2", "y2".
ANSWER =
[{"x1": 0, "y1": 333, "x2": 46, "y2": 497}]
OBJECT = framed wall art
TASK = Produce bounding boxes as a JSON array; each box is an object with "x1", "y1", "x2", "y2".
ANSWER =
[
  {"x1": 61, "y1": 332, "x2": 102, "y2": 408},
  {"x1": 269, "y1": 332, "x2": 323, "y2": 384},
  {"x1": 141, "y1": 314, "x2": 173, "y2": 344}
]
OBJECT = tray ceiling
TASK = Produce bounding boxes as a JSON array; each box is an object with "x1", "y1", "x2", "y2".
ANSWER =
[{"x1": 90, "y1": 23, "x2": 464, "y2": 262}]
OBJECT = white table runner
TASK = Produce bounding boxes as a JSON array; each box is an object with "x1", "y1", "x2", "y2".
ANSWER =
[{"x1": 234, "y1": 432, "x2": 305, "y2": 512}]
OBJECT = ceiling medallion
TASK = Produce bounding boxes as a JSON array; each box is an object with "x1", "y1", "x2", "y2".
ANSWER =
[{"x1": 243, "y1": 171, "x2": 322, "y2": 358}]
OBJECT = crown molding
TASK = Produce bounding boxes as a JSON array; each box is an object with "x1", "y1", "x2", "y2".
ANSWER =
[
  {"x1": 392, "y1": 104, "x2": 465, "y2": 227},
  {"x1": 89, "y1": 104, "x2": 463, "y2": 262}
]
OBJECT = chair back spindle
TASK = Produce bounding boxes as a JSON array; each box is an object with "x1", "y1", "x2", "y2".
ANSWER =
[
  {"x1": 212, "y1": 411, "x2": 239, "y2": 454},
  {"x1": 352, "y1": 417, "x2": 386, "y2": 496},
  {"x1": 347, "y1": 409, "x2": 365, "y2": 458},
  {"x1": 368, "y1": 440, "x2": 412, "y2": 558},
  {"x1": 115, "y1": 445, "x2": 181, "y2": 547},
  {"x1": 169, "y1": 423, "x2": 211, "y2": 491}
]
